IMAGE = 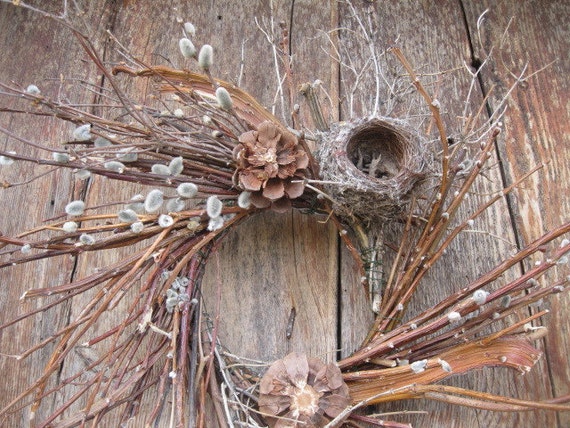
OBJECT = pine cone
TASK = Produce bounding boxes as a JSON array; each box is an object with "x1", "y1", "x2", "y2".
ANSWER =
[
  {"x1": 234, "y1": 121, "x2": 308, "y2": 212},
  {"x1": 258, "y1": 352, "x2": 350, "y2": 427}
]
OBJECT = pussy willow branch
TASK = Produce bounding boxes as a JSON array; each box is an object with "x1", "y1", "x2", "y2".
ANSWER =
[{"x1": 339, "y1": 220, "x2": 570, "y2": 370}]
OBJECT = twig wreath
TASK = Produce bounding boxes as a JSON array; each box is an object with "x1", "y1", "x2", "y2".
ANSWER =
[{"x1": 0, "y1": 2, "x2": 569, "y2": 427}]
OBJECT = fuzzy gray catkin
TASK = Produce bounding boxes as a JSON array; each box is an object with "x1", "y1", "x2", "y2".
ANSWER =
[
  {"x1": 65, "y1": 200, "x2": 85, "y2": 216},
  {"x1": 206, "y1": 195, "x2": 222, "y2": 218},
  {"x1": 118, "y1": 209, "x2": 139, "y2": 223},
  {"x1": 177, "y1": 182, "x2": 198, "y2": 198},
  {"x1": 104, "y1": 161, "x2": 126, "y2": 173},
  {"x1": 151, "y1": 164, "x2": 170, "y2": 175},
  {"x1": 168, "y1": 157, "x2": 184, "y2": 175},
  {"x1": 144, "y1": 189, "x2": 164, "y2": 213},
  {"x1": 215, "y1": 87, "x2": 233, "y2": 110},
  {"x1": 198, "y1": 44, "x2": 213, "y2": 70},
  {"x1": 179, "y1": 37, "x2": 196, "y2": 58},
  {"x1": 73, "y1": 124, "x2": 91, "y2": 141}
]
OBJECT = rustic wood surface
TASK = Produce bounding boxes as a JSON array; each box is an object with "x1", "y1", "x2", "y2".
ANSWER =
[{"x1": 0, "y1": 1, "x2": 568, "y2": 427}]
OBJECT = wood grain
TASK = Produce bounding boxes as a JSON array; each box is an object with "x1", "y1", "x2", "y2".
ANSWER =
[
  {"x1": 0, "y1": 1, "x2": 568, "y2": 427},
  {"x1": 462, "y1": 3, "x2": 570, "y2": 426},
  {"x1": 199, "y1": 0, "x2": 340, "y2": 366}
]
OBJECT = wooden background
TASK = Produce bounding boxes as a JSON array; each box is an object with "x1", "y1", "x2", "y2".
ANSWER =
[{"x1": 0, "y1": 1, "x2": 568, "y2": 426}]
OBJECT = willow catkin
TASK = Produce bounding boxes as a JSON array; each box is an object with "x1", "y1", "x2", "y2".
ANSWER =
[
  {"x1": 198, "y1": 44, "x2": 213, "y2": 70},
  {"x1": 177, "y1": 182, "x2": 198, "y2": 198},
  {"x1": 206, "y1": 195, "x2": 222, "y2": 219},
  {"x1": 215, "y1": 87, "x2": 233, "y2": 110},
  {"x1": 144, "y1": 189, "x2": 164, "y2": 213},
  {"x1": 168, "y1": 157, "x2": 184, "y2": 175},
  {"x1": 179, "y1": 38, "x2": 196, "y2": 58},
  {"x1": 73, "y1": 124, "x2": 91, "y2": 141},
  {"x1": 65, "y1": 200, "x2": 85, "y2": 216}
]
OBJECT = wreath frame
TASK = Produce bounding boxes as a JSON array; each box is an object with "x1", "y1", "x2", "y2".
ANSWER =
[{"x1": 0, "y1": 2, "x2": 569, "y2": 427}]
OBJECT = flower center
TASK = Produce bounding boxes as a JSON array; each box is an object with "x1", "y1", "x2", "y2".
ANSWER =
[
  {"x1": 290, "y1": 383, "x2": 321, "y2": 417},
  {"x1": 259, "y1": 147, "x2": 277, "y2": 164}
]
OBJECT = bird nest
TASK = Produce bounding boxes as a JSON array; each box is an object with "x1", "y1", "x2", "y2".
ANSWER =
[{"x1": 316, "y1": 116, "x2": 429, "y2": 224}]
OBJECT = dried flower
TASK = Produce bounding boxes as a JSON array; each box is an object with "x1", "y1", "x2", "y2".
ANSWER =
[
  {"x1": 198, "y1": 44, "x2": 213, "y2": 70},
  {"x1": 65, "y1": 200, "x2": 85, "y2": 216},
  {"x1": 144, "y1": 189, "x2": 164, "y2": 213},
  {"x1": 258, "y1": 352, "x2": 350, "y2": 427},
  {"x1": 179, "y1": 37, "x2": 196, "y2": 58},
  {"x1": 73, "y1": 124, "x2": 91, "y2": 141},
  {"x1": 233, "y1": 121, "x2": 308, "y2": 210},
  {"x1": 177, "y1": 182, "x2": 198, "y2": 198}
]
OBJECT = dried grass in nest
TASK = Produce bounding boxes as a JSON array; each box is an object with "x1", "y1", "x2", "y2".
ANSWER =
[{"x1": 316, "y1": 116, "x2": 429, "y2": 224}]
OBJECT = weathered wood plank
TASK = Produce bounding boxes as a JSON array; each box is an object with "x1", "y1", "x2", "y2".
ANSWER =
[
  {"x1": 0, "y1": 2, "x2": 118, "y2": 425},
  {"x1": 337, "y1": 1, "x2": 560, "y2": 427},
  {"x1": 462, "y1": 2, "x2": 570, "y2": 427},
  {"x1": 197, "y1": 0, "x2": 339, "y2": 364}
]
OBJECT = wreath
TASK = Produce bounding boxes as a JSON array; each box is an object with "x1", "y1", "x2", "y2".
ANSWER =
[{"x1": 0, "y1": 3, "x2": 569, "y2": 427}]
